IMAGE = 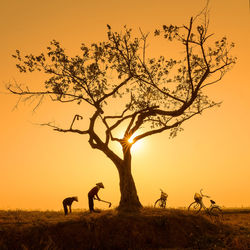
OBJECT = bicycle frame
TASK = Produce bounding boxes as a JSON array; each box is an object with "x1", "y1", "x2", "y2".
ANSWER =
[
  {"x1": 189, "y1": 189, "x2": 220, "y2": 212},
  {"x1": 160, "y1": 189, "x2": 168, "y2": 200},
  {"x1": 198, "y1": 189, "x2": 218, "y2": 211},
  {"x1": 188, "y1": 189, "x2": 223, "y2": 221},
  {"x1": 154, "y1": 189, "x2": 168, "y2": 208}
]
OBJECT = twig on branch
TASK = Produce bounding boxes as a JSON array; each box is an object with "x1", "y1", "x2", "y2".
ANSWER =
[{"x1": 70, "y1": 114, "x2": 83, "y2": 130}]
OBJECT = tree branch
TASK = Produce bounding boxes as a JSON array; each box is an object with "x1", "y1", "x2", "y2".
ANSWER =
[
  {"x1": 7, "y1": 84, "x2": 93, "y2": 106},
  {"x1": 40, "y1": 122, "x2": 89, "y2": 135},
  {"x1": 185, "y1": 17, "x2": 194, "y2": 93},
  {"x1": 132, "y1": 100, "x2": 218, "y2": 143},
  {"x1": 97, "y1": 76, "x2": 132, "y2": 104}
]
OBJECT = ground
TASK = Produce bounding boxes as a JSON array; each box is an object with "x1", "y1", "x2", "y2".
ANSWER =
[{"x1": 0, "y1": 208, "x2": 249, "y2": 249}]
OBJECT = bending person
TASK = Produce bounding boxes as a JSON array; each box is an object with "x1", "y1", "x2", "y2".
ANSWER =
[
  {"x1": 88, "y1": 182, "x2": 104, "y2": 212},
  {"x1": 62, "y1": 196, "x2": 78, "y2": 215}
]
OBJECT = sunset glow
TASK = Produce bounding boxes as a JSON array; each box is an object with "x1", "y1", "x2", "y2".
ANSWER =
[
  {"x1": 0, "y1": 0, "x2": 249, "y2": 211},
  {"x1": 128, "y1": 134, "x2": 145, "y2": 153},
  {"x1": 128, "y1": 136, "x2": 134, "y2": 144}
]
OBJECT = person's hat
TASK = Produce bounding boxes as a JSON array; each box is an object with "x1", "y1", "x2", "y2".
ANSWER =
[{"x1": 96, "y1": 182, "x2": 104, "y2": 188}]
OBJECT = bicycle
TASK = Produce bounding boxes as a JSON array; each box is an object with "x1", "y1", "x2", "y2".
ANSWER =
[
  {"x1": 154, "y1": 189, "x2": 168, "y2": 208},
  {"x1": 188, "y1": 189, "x2": 223, "y2": 221}
]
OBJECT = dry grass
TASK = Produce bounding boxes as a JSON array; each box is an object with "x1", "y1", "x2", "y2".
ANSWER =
[{"x1": 0, "y1": 208, "x2": 249, "y2": 249}]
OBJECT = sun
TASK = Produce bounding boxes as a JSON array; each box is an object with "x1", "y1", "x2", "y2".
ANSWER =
[
  {"x1": 127, "y1": 133, "x2": 144, "y2": 152},
  {"x1": 128, "y1": 136, "x2": 134, "y2": 144}
]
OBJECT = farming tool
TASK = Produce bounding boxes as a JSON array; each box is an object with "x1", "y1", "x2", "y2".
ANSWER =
[{"x1": 94, "y1": 198, "x2": 112, "y2": 208}]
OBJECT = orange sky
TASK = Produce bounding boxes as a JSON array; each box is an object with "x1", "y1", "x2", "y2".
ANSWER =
[{"x1": 0, "y1": 0, "x2": 250, "y2": 211}]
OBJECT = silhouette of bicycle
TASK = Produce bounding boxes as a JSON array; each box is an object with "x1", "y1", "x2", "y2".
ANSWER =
[
  {"x1": 154, "y1": 189, "x2": 168, "y2": 208},
  {"x1": 188, "y1": 189, "x2": 223, "y2": 221}
]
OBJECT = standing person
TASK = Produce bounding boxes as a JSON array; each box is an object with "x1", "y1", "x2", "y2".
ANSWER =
[
  {"x1": 62, "y1": 196, "x2": 78, "y2": 215},
  {"x1": 88, "y1": 182, "x2": 104, "y2": 212}
]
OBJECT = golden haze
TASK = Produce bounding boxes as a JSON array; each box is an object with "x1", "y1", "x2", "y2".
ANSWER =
[{"x1": 0, "y1": 0, "x2": 249, "y2": 210}]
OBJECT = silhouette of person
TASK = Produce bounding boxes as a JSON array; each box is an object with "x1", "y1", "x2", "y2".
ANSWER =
[
  {"x1": 62, "y1": 196, "x2": 78, "y2": 215},
  {"x1": 88, "y1": 182, "x2": 104, "y2": 212}
]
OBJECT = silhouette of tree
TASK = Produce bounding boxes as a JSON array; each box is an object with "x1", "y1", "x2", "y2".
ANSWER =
[{"x1": 8, "y1": 11, "x2": 236, "y2": 211}]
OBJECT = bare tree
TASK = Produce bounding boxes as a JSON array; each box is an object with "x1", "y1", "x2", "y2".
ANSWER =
[{"x1": 8, "y1": 12, "x2": 236, "y2": 211}]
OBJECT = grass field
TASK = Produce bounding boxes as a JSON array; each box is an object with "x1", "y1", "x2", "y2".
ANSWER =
[{"x1": 0, "y1": 208, "x2": 249, "y2": 249}]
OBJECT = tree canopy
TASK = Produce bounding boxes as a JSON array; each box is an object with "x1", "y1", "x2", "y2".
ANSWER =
[{"x1": 8, "y1": 12, "x2": 236, "y2": 211}]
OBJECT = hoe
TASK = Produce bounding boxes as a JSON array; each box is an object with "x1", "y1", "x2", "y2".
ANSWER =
[{"x1": 94, "y1": 198, "x2": 112, "y2": 208}]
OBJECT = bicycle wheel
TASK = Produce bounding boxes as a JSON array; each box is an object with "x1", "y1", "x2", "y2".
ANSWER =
[
  {"x1": 154, "y1": 199, "x2": 166, "y2": 208},
  {"x1": 188, "y1": 201, "x2": 202, "y2": 214},
  {"x1": 209, "y1": 207, "x2": 223, "y2": 222}
]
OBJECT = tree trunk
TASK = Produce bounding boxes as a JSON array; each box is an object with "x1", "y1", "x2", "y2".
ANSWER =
[
  {"x1": 117, "y1": 148, "x2": 142, "y2": 212},
  {"x1": 89, "y1": 134, "x2": 142, "y2": 212}
]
